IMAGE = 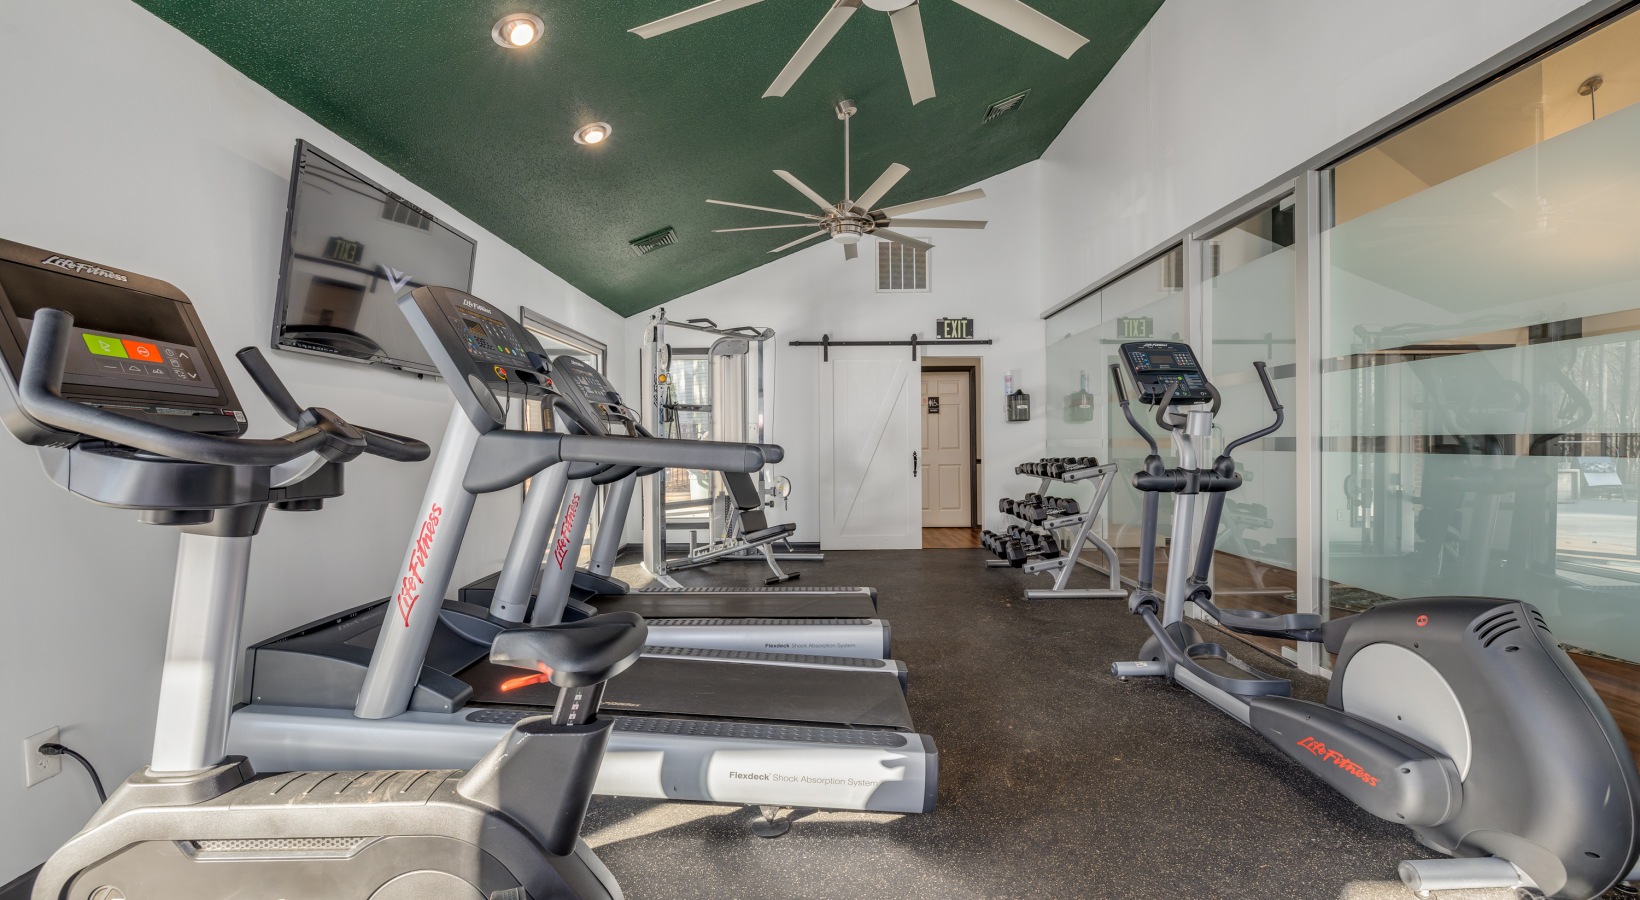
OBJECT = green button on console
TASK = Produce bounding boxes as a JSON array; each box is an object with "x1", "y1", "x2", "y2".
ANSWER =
[{"x1": 82, "y1": 334, "x2": 129, "y2": 358}]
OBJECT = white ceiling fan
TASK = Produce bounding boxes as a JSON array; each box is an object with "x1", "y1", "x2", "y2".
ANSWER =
[
  {"x1": 708, "y1": 99, "x2": 986, "y2": 260},
  {"x1": 632, "y1": 0, "x2": 1088, "y2": 105}
]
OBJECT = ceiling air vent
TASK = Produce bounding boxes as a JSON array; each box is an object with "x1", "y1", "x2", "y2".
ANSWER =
[
  {"x1": 983, "y1": 90, "x2": 1030, "y2": 123},
  {"x1": 629, "y1": 228, "x2": 678, "y2": 256}
]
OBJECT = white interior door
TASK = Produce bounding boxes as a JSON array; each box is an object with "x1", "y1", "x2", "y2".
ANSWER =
[
  {"x1": 819, "y1": 347, "x2": 922, "y2": 550},
  {"x1": 921, "y1": 371, "x2": 973, "y2": 527}
]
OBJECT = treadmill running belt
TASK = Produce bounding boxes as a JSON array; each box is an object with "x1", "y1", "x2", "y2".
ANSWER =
[
  {"x1": 591, "y1": 593, "x2": 876, "y2": 618},
  {"x1": 459, "y1": 656, "x2": 915, "y2": 729}
]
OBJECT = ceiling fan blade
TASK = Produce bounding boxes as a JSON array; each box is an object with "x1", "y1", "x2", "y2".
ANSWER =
[
  {"x1": 770, "y1": 230, "x2": 832, "y2": 254},
  {"x1": 774, "y1": 169, "x2": 837, "y2": 212},
  {"x1": 854, "y1": 163, "x2": 911, "y2": 214},
  {"x1": 714, "y1": 223, "x2": 825, "y2": 232},
  {"x1": 844, "y1": 241, "x2": 859, "y2": 260},
  {"x1": 764, "y1": 0, "x2": 860, "y2": 98},
  {"x1": 706, "y1": 198, "x2": 821, "y2": 219},
  {"x1": 946, "y1": 0, "x2": 1089, "y2": 58},
  {"x1": 874, "y1": 228, "x2": 934, "y2": 252},
  {"x1": 631, "y1": 0, "x2": 765, "y2": 38},
  {"x1": 876, "y1": 188, "x2": 985, "y2": 218},
  {"x1": 889, "y1": 4, "x2": 936, "y2": 105},
  {"x1": 884, "y1": 218, "x2": 987, "y2": 229}
]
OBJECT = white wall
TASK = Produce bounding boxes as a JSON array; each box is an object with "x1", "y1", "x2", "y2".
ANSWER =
[
  {"x1": 622, "y1": 163, "x2": 1048, "y2": 539},
  {"x1": 0, "y1": 0, "x2": 625, "y2": 880},
  {"x1": 1037, "y1": 0, "x2": 1588, "y2": 308}
]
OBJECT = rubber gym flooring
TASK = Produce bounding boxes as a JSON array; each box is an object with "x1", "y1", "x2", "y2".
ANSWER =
[{"x1": 588, "y1": 548, "x2": 1613, "y2": 900}]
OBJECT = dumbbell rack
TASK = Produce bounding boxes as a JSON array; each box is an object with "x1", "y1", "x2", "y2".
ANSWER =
[{"x1": 988, "y1": 462, "x2": 1128, "y2": 601}]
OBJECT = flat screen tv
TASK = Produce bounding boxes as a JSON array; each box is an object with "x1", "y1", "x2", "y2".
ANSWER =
[{"x1": 272, "y1": 140, "x2": 476, "y2": 376}]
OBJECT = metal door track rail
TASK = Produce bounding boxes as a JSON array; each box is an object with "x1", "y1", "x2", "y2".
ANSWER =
[{"x1": 790, "y1": 334, "x2": 993, "y2": 362}]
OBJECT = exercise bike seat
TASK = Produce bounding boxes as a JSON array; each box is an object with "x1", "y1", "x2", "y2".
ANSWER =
[{"x1": 492, "y1": 612, "x2": 648, "y2": 687}]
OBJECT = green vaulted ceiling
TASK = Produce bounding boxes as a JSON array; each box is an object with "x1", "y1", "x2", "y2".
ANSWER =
[{"x1": 133, "y1": 0, "x2": 1163, "y2": 315}]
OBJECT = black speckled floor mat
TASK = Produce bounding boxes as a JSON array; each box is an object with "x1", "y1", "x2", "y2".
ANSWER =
[{"x1": 582, "y1": 549, "x2": 1560, "y2": 900}]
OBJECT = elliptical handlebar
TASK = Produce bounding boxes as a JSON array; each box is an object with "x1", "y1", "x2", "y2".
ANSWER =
[
  {"x1": 1153, "y1": 383, "x2": 1181, "y2": 432},
  {"x1": 1222, "y1": 360, "x2": 1284, "y2": 459},
  {"x1": 20, "y1": 309, "x2": 427, "y2": 469},
  {"x1": 1108, "y1": 364, "x2": 1160, "y2": 457}
]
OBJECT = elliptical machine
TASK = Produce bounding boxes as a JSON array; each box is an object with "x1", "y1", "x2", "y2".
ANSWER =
[
  {"x1": 1108, "y1": 340, "x2": 1640, "y2": 900},
  {"x1": 0, "y1": 239, "x2": 644, "y2": 900}
]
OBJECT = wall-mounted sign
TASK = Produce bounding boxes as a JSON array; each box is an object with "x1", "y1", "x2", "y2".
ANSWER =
[
  {"x1": 324, "y1": 237, "x2": 364, "y2": 265},
  {"x1": 927, "y1": 397, "x2": 941, "y2": 414},
  {"x1": 935, "y1": 317, "x2": 975, "y2": 340},
  {"x1": 1117, "y1": 316, "x2": 1153, "y2": 338}
]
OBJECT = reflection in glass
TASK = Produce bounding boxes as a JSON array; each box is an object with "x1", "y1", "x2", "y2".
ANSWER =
[
  {"x1": 1204, "y1": 198, "x2": 1298, "y2": 630},
  {"x1": 1045, "y1": 248, "x2": 1187, "y2": 579},
  {"x1": 1323, "y1": 7, "x2": 1640, "y2": 665}
]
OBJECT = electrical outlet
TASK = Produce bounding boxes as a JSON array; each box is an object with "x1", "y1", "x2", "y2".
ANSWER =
[{"x1": 24, "y1": 726, "x2": 60, "y2": 787}]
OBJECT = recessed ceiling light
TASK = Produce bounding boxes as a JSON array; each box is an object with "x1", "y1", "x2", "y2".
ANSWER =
[
  {"x1": 492, "y1": 13, "x2": 543, "y2": 48},
  {"x1": 574, "y1": 122, "x2": 612, "y2": 146}
]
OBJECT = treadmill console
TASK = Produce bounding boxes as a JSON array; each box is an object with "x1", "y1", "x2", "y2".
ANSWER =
[
  {"x1": 551, "y1": 355, "x2": 639, "y2": 437},
  {"x1": 0, "y1": 238, "x2": 245, "y2": 445},
  {"x1": 397, "y1": 286, "x2": 559, "y2": 431},
  {"x1": 1118, "y1": 341, "x2": 1214, "y2": 405}
]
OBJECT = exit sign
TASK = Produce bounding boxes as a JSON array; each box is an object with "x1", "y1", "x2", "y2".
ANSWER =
[
  {"x1": 1117, "y1": 316, "x2": 1153, "y2": 338},
  {"x1": 324, "y1": 237, "x2": 364, "y2": 265},
  {"x1": 935, "y1": 317, "x2": 975, "y2": 340}
]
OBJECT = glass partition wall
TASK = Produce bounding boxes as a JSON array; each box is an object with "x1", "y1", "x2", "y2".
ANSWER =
[
  {"x1": 1322, "y1": 5, "x2": 1640, "y2": 668},
  {"x1": 1202, "y1": 197, "x2": 1300, "y2": 655},
  {"x1": 1043, "y1": 3, "x2": 1640, "y2": 745},
  {"x1": 1045, "y1": 248, "x2": 1187, "y2": 579}
]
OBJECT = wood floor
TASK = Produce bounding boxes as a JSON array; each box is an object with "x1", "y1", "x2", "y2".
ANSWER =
[{"x1": 923, "y1": 526, "x2": 982, "y2": 549}]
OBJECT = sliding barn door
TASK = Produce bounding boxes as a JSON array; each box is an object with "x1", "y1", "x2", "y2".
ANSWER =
[{"x1": 818, "y1": 347, "x2": 922, "y2": 550}]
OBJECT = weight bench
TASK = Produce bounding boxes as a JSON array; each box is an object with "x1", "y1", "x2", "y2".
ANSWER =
[{"x1": 663, "y1": 471, "x2": 802, "y2": 584}]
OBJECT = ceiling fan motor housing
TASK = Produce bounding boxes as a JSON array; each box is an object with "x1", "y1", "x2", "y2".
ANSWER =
[{"x1": 864, "y1": 0, "x2": 918, "y2": 11}]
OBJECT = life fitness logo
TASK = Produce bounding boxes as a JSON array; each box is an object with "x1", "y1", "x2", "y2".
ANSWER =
[
  {"x1": 395, "y1": 503, "x2": 443, "y2": 627},
  {"x1": 1416, "y1": 614, "x2": 1430, "y2": 627},
  {"x1": 41, "y1": 255, "x2": 129, "y2": 282},
  {"x1": 552, "y1": 494, "x2": 581, "y2": 570},
  {"x1": 1296, "y1": 737, "x2": 1379, "y2": 787}
]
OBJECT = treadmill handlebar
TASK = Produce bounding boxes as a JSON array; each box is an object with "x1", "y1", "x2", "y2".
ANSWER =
[
  {"x1": 558, "y1": 433, "x2": 765, "y2": 473},
  {"x1": 19, "y1": 308, "x2": 427, "y2": 468},
  {"x1": 466, "y1": 430, "x2": 771, "y2": 493},
  {"x1": 629, "y1": 419, "x2": 782, "y2": 464}
]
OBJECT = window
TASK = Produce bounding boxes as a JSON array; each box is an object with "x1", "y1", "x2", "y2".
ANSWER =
[{"x1": 877, "y1": 240, "x2": 929, "y2": 292}]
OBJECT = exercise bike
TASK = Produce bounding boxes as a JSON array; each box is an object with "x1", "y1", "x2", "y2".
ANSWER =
[
  {"x1": 0, "y1": 239, "x2": 645, "y2": 900},
  {"x1": 1107, "y1": 340, "x2": 1640, "y2": 900}
]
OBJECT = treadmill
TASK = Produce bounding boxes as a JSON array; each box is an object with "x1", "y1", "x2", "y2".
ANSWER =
[
  {"x1": 233, "y1": 285, "x2": 937, "y2": 821},
  {"x1": 457, "y1": 354, "x2": 891, "y2": 659}
]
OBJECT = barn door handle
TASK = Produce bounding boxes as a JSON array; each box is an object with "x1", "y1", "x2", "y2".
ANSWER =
[{"x1": 913, "y1": 451, "x2": 919, "y2": 476}]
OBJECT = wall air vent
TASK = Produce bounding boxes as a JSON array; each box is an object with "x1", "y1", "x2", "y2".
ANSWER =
[
  {"x1": 382, "y1": 197, "x2": 432, "y2": 231},
  {"x1": 878, "y1": 240, "x2": 929, "y2": 292},
  {"x1": 983, "y1": 90, "x2": 1031, "y2": 123},
  {"x1": 629, "y1": 228, "x2": 678, "y2": 256}
]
